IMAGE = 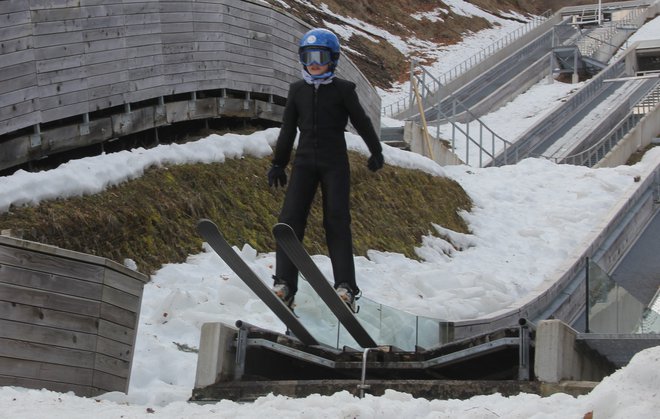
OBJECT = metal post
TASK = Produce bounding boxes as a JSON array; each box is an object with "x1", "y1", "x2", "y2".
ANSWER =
[
  {"x1": 479, "y1": 123, "x2": 483, "y2": 168},
  {"x1": 81, "y1": 113, "x2": 90, "y2": 135},
  {"x1": 573, "y1": 49, "x2": 579, "y2": 84},
  {"x1": 234, "y1": 325, "x2": 248, "y2": 380},
  {"x1": 409, "y1": 59, "x2": 416, "y2": 114},
  {"x1": 551, "y1": 26, "x2": 555, "y2": 49},
  {"x1": 585, "y1": 257, "x2": 590, "y2": 333},
  {"x1": 450, "y1": 100, "x2": 457, "y2": 151},
  {"x1": 465, "y1": 120, "x2": 470, "y2": 166},
  {"x1": 30, "y1": 124, "x2": 42, "y2": 148},
  {"x1": 518, "y1": 318, "x2": 533, "y2": 380},
  {"x1": 358, "y1": 347, "x2": 373, "y2": 398}
]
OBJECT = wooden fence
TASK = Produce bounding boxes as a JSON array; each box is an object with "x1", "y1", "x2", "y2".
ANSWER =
[
  {"x1": 0, "y1": 0, "x2": 381, "y2": 171},
  {"x1": 0, "y1": 234, "x2": 149, "y2": 396}
]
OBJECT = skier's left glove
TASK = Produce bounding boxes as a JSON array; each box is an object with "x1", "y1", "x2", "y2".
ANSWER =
[
  {"x1": 367, "y1": 153, "x2": 384, "y2": 172},
  {"x1": 268, "y1": 164, "x2": 287, "y2": 188}
]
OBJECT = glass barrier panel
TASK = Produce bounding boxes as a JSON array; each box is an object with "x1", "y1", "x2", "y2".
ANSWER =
[
  {"x1": 375, "y1": 303, "x2": 419, "y2": 351},
  {"x1": 588, "y1": 260, "x2": 656, "y2": 334},
  {"x1": 292, "y1": 280, "x2": 449, "y2": 349},
  {"x1": 294, "y1": 281, "x2": 342, "y2": 347},
  {"x1": 416, "y1": 316, "x2": 447, "y2": 349},
  {"x1": 638, "y1": 291, "x2": 660, "y2": 333}
]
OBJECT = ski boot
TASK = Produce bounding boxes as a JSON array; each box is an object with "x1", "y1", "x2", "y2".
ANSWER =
[
  {"x1": 272, "y1": 277, "x2": 295, "y2": 310},
  {"x1": 335, "y1": 283, "x2": 360, "y2": 313}
]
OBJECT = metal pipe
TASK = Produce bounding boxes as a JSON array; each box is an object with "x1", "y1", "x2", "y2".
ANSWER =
[
  {"x1": 358, "y1": 347, "x2": 373, "y2": 398},
  {"x1": 518, "y1": 318, "x2": 535, "y2": 380}
]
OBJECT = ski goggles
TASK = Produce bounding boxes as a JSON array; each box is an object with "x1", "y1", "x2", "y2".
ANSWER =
[{"x1": 299, "y1": 48, "x2": 333, "y2": 66}]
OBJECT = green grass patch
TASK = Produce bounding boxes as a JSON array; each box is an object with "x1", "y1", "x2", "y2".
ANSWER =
[{"x1": 0, "y1": 152, "x2": 471, "y2": 275}]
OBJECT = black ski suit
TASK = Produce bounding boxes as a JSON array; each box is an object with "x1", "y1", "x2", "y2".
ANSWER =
[{"x1": 272, "y1": 77, "x2": 382, "y2": 295}]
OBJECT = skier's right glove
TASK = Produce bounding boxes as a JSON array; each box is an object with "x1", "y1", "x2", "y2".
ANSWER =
[
  {"x1": 367, "y1": 153, "x2": 384, "y2": 172},
  {"x1": 268, "y1": 164, "x2": 287, "y2": 188}
]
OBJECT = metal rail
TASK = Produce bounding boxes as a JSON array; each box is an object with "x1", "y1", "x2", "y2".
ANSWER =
[
  {"x1": 559, "y1": 77, "x2": 660, "y2": 166},
  {"x1": 382, "y1": 10, "x2": 553, "y2": 118},
  {"x1": 410, "y1": 67, "x2": 516, "y2": 167}
]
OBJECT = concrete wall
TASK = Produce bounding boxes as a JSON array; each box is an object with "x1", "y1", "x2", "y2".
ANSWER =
[
  {"x1": 596, "y1": 100, "x2": 660, "y2": 168},
  {"x1": 534, "y1": 320, "x2": 610, "y2": 382},
  {"x1": 194, "y1": 322, "x2": 238, "y2": 388},
  {"x1": 403, "y1": 120, "x2": 464, "y2": 166}
]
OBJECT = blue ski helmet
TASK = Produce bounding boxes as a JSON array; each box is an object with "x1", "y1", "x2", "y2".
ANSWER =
[{"x1": 298, "y1": 28, "x2": 340, "y2": 73}]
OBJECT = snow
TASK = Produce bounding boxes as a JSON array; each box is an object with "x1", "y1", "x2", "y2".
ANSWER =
[
  {"x1": 1, "y1": 5, "x2": 660, "y2": 419},
  {"x1": 434, "y1": 78, "x2": 581, "y2": 164},
  {"x1": 2, "y1": 346, "x2": 660, "y2": 418},
  {"x1": 378, "y1": 2, "x2": 532, "y2": 111},
  {"x1": 630, "y1": 14, "x2": 660, "y2": 43},
  {"x1": 612, "y1": 14, "x2": 660, "y2": 61},
  {"x1": 542, "y1": 79, "x2": 647, "y2": 160}
]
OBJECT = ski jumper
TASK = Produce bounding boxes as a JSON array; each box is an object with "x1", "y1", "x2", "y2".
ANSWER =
[{"x1": 272, "y1": 77, "x2": 382, "y2": 295}]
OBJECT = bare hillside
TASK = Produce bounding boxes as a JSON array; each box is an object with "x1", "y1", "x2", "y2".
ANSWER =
[{"x1": 262, "y1": 0, "x2": 622, "y2": 88}]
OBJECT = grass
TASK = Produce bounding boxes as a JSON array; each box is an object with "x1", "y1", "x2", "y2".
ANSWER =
[{"x1": 0, "y1": 152, "x2": 472, "y2": 275}]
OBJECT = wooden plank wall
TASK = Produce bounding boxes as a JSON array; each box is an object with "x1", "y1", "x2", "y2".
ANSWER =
[
  {"x1": 0, "y1": 235, "x2": 149, "y2": 397},
  {"x1": 0, "y1": 1, "x2": 40, "y2": 135},
  {"x1": 0, "y1": 0, "x2": 381, "y2": 168}
]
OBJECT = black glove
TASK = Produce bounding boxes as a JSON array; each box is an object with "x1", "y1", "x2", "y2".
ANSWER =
[
  {"x1": 367, "y1": 153, "x2": 384, "y2": 172},
  {"x1": 268, "y1": 164, "x2": 287, "y2": 187}
]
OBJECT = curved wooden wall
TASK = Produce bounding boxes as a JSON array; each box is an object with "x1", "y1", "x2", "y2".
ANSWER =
[{"x1": 0, "y1": 0, "x2": 381, "y2": 171}]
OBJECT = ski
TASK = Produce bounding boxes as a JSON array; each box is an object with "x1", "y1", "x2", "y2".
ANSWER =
[
  {"x1": 196, "y1": 219, "x2": 319, "y2": 346},
  {"x1": 272, "y1": 223, "x2": 378, "y2": 348}
]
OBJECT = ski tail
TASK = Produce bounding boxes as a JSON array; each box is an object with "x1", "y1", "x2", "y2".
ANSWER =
[
  {"x1": 273, "y1": 222, "x2": 377, "y2": 348},
  {"x1": 196, "y1": 219, "x2": 319, "y2": 346}
]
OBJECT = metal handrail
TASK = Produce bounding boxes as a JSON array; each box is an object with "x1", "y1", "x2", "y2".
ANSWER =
[
  {"x1": 427, "y1": 12, "x2": 553, "y2": 91},
  {"x1": 412, "y1": 69, "x2": 516, "y2": 167},
  {"x1": 559, "y1": 79, "x2": 660, "y2": 167},
  {"x1": 575, "y1": 7, "x2": 647, "y2": 58},
  {"x1": 382, "y1": 10, "x2": 553, "y2": 117}
]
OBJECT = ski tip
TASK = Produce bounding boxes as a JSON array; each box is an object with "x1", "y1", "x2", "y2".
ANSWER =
[
  {"x1": 273, "y1": 222, "x2": 293, "y2": 234},
  {"x1": 196, "y1": 218, "x2": 216, "y2": 232}
]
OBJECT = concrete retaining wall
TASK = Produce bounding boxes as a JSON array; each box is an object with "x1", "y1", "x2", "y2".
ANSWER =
[
  {"x1": 403, "y1": 120, "x2": 464, "y2": 166},
  {"x1": 534, "y1": 320, "x2": 611, "y2": 382},
  {"x1": 596, "y1": 100, "x2": 660, "y2": 168},
  {"x1": 194, "y1": 322, "x2": 238, "y2": 389}
]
